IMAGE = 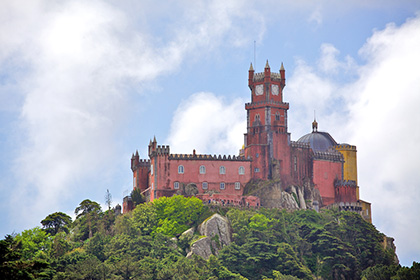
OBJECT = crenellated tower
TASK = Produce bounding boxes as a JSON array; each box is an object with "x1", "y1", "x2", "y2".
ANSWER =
[{"x1": 244, "y1": 61, "x2": 291, "y2": 181}]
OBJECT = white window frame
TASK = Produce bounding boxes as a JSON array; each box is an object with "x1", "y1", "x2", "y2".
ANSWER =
[
  {"x1": 220, "y1": 182, "x2": 225, "y2": 190},
  {"x1": 202, "y1": 182, "x2": 208, "y2": 189},
  {"x1": 174, "y1": 181, "x2": 179, "y2": 189},
  {"x1": 255, "y1": 168, "x2": 260, "y2": 173},
  {"x1": 235, "y1": 182, "x2": 240, "y2": 190},
  {"x1": 199, "y1": 165, "x2": 206, "y2": 174},
  {"x1": 178, "y1": 165, "x2": 184, "y2": 174},
  {"x1": 238, "y1": 166, "x2": 245, "y2": 175},
  {"x1": 219, "y1": 166, "x2": 226, "y2": 175}
]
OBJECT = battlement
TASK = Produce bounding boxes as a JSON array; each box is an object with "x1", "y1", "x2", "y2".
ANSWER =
[
  {"x1": 252, "y1": 72, "x2": 283, "y2": 83},
  {"x1": 138, "y1": 159, "x2": 150, "y2": 166},
  {"x1": 335, "y1": 144, "x2": 357, "y2": 151},
  {"x1": 253, "y1": 72, "x2": 265, "y2": 82},
  {"x1": 313, "y1": 150, "x2": 344, "y2": 162},
  {"x1": 168, "y1": 153, "x2": 252, "y2": 161},
  {"x1": 155, "y1": 145, "x2": 170, "y2": 155},
  {"x1": 291, "y1": 141, "x2": 311, "y2": 149},
  {"x1": 325, "y1": 201, "x2": 362, "y2": 213},
  {"x1": 334, "y1": 180, "x2": 357, "y2": 188}
]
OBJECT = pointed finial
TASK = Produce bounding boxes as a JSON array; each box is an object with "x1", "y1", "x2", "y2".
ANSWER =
[
  {"x1": 153, "y1": 135, "x2": 157, "y2": 143},
  {"x1": 249, "y1": 63, "x2": 254, "y2": 71},
  {"x1": 149, "y1": 139, "x2": 152, "y2": 145},
  {"x1": 135, "y1": 150, "x2": 139, "y2": 157},
  {"x1": 280, "y1": 62, "x2": 285, "y2": 71},
  {"x1": 265, "y1": 60, "x2": 270, "y2": 69}
]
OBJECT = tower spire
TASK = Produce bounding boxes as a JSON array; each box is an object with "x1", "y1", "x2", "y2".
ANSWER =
[{"x1": 265, "y1": 60, "x2": 270, "y2": 69}]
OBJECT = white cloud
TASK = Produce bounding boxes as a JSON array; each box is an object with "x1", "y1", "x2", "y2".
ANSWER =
[
  {"x1": 166, "y1": 92, "x2": 245, "y2": 155},
  {"x1": 288, "y1": 14, "x2": 420, "y2": 265},
  {"x1": 0, "y1": 0, "x2": 265, "y2": 230},
  {"x1": 308, "y1": 7, "x2": 323, "y2": 26},
  {"x1": 348, "y1": 15, "x2": 420, "y2": 265}
]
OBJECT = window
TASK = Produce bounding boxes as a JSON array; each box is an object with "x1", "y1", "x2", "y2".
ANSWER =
[
  {"x1": 255, "y1": 114, "x2": 260, "y2": 122},
  {"x1": 220, "y1": 182, "x2": 225, "y2": 190},
  {"x1": 238, "y1": 166, "x2": 245, "y2": 175},
  {"x1": 219, "y1": 166, "x2": 226, "y2": 174},
  {"x1": 133, "y1": 176, "x2": 137, "y2": 188},
  {"x1": 151, "y1": 182, "x2": 154, "y2": 190},
  {"x1": 174, "y1": 181, "x2": 180, "y2": 189},
  {"x1": 255, "y1": 168, "x2": 260, "y2": 172},
  {"x1": 235, "y1": 182, "x2": 240, "y2": 190},
  {"x1": 178, "y1": 165, "x2": 184, "y2": 174},
  {"x1": 202, "y1": 182, "x2": 208, "y2": 189},
  {"x1": 294, "y1": 156, "x2": 297, "y2": 172},
  {"x1": 199, "y1": 165, "x2": 206, "y2": 174},
  {"x1": 256, "y1": 153, "x2": 259, "y2": 158},
  {"x1": 275, "y1": 112, "x2": 280, "y2": 121},
  {"x1": 151, "y1": 164, "x2": 153, "y2": 175}
]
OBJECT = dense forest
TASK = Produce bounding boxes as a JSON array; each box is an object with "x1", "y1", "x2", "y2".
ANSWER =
[{"x1": 1, "y1": 194, "x2": 419, "y2": 280}]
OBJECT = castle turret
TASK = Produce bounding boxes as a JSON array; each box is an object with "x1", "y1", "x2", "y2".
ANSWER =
[{"x1": 244, "y1": 61, "x2": 291, "y2": 180}]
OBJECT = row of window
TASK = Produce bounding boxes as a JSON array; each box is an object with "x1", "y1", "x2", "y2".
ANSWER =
[
  {"x1": 173, "y1": 181, "x2": 241, "y2": 190},
  {"x1": 178, "y1": 165, "x2": 245, "y2": 175},
  {"x1": 254, "y1": 112, "x2": 283, "y2": 122}
]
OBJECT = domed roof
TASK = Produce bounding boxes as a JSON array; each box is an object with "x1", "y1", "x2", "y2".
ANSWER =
[{"x1": 297, "y1": 121, "x2": 338, "y2": 152}]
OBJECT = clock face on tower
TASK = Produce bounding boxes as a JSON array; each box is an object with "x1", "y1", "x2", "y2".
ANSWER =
[
  {"x1": 255, "y1": 84, "x2": 263, "y2": 96},
  {"x1": 271, "y1": 84, "x2": 279, "y2": 96}
]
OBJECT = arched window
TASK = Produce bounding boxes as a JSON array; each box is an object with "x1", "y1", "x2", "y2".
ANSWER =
[
  {"x1": 275, "y1": 112, "x2": 280, "y2": 121},
  {"x1": 238, "y1": 166, "x2": 245, "y2": 175},
  {"x1": 235, "y1": 182, "x2": 241, "y2": 190},
  {"x1": 199, "y1": 165, "x2": 206, "y2": 174},
  {"x1": 219, "y1": 166, "x2": 226, "y2": 174},
  {"x1": 178, "y1": 165, "x2": 184, "y2": 174},
  {"x1": 202, "y1": 182, "x2": 208, "y2": 189},
  {"x1": 255, "y1": 114, "x2": 260, "y2": 122},
  {"x1": 174, "y1": 181, "x2": 179, "y2": 189},
  {"x1": 220, "y1": 182, "x2": 225, "y2": 190}
]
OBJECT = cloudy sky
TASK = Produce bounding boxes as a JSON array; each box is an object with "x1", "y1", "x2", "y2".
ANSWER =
[{"x1": 1, "y1": 0, "x2": 419, "y2": 267}]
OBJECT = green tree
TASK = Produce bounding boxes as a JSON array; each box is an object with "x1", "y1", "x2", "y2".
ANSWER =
[
  {"x1": 131, "y1": 187, "x2": 146, "y2": 206},
  {"x1": 15, "y1": 227, "x2": 52, "y2": 261},
  {"x1": 0, "y1": 234, "x2": 50, "y2": 279},
  {"x1": 41, "y1": 212, "x2": 72, "y2": 235},
  {"x1": 153, "y1": 195, "x2": 204, "y2": 236},
  {"x1": 75, "y1": 199, "x2": 102, "y2": 239},
  {"x1": 105, "y1": 189, "x2": 112, "y2": 210}
]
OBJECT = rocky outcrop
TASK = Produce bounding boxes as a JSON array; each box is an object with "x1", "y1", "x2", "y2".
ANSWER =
[
  {"x1": 186, "y1": 237, "x2": 214, "y2": 259},
  {"x1": 383, "y1": 236, "x2": 399, "y2": 264},
  {"x1": 198, "y1": 214, "x2": 232, "y2": 247},
  {"x1": 185, "y1": 214, "x2": 232, "y2": 259},
  {"x1": 243, "y1": 179, "x2": 322, "y2": 210}
]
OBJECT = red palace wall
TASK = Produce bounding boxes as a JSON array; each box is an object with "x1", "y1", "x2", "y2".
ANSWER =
[
  {"x1": 149, "y1": 151, "x2": 252, "y2": 201},
  {"x1": 313, "y1": 159, "x2": 343, "y2": 206}
]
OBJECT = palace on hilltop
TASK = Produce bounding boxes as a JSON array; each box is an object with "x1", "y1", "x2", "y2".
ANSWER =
[{"x1": 124, "y1": 61, "x2": 372, "y2": 222}]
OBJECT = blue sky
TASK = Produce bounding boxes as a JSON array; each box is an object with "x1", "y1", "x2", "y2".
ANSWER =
[{"x1": 1, "y1": 0, "x2": 420, "y2": 267}]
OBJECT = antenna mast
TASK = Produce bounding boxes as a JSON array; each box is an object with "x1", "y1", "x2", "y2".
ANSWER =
[{"x1": 254, "y1": 40, "x2": 256, "y2": 69}]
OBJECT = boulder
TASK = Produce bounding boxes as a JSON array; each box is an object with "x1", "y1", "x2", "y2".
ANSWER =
[
  {"x1": 186, "y1": 236, "x2": 215, "y2": 259},
  {"x1": 198, "y1": 214, "x2": 232, "y2": 247},
  {"x1": 280, "y1": 191, "x2": 300, "y2": 209}
]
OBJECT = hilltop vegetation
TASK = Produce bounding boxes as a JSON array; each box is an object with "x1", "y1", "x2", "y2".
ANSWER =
[{"x1": 1, "y1": 195, "x2": 418, "y2": 279}]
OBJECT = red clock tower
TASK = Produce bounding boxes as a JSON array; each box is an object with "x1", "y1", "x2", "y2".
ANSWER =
[{"x1": 244, "y1": 61, "x2": 291, "y2": 181}]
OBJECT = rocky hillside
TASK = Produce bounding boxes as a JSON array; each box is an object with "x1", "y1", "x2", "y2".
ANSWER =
[{"x1": 2, "y1": 195, "x2": 416, "y2": 280}]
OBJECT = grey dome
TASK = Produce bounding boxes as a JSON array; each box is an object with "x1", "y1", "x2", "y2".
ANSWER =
[{"x1": 297, "y1": 131, "x2": 338, "y2": 152}]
